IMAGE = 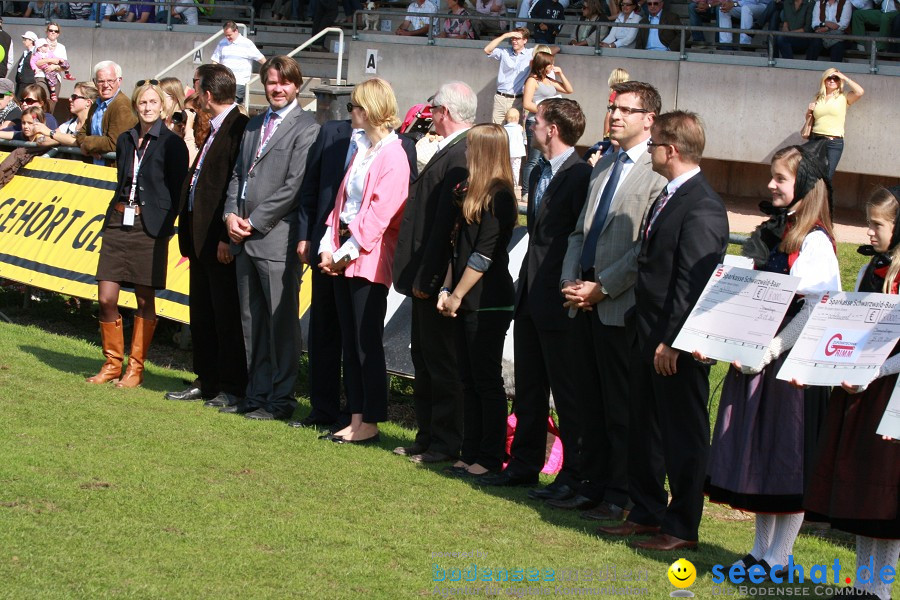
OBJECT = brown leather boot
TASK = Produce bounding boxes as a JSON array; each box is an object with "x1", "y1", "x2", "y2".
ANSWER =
[
  {"x1": 116, "y1": 316, "x2": 157, "y2": 388},
  {"x1": 86, "y1": 316, "x2": 124, "y2": 384}
]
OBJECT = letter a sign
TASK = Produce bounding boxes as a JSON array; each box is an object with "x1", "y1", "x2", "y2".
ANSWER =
[{"x1": 365, "y1": 49, "x2": 378, "y2": 74}]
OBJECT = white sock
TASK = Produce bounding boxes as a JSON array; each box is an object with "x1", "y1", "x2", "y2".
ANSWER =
[
  {"x1": 760, "y1": 513, "x2": 804, "y2": 569},
  {"x1": 746, "y1": 513, "x2": 776, "y2": 563},
  {"x1": 855, "y1": 536, "x2": 900, "y2": 600}
]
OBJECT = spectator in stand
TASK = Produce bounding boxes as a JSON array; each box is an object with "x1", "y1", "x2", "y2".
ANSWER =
[
  {"x1": 211, "y1": 21, "x2": 266, "y2": 105},
  {"x1": 103, "y1": 3, "x2": 129, "y2": 20},
  {"x1": 68, "y1": 3, "x2": 92, "y2": 19},
  {"x1": 160, "y1": 0, "x2": 199, "y2": 25},
  {"x1": 516, "y1": 0, "x2": 570, "y2": 27},
  {"x1": 530, "y1": 0, "x2": 566, "y2": 43},
  {"x1": 806, "y1": 0, "x2": 852, "y2": 61},
  {"x1": 718, "y1": 0, "x2": 772, "y2": 47},
  {"x1": 438, "y1": 0, "x2": 476, "y2": 38},
  {"x1": 76, "y1": 61, "x2": 138, "y2": 165},
  {"x1": 396, "y1": 0, "x2": 438, "y2": 36},
  {"x1": 310, "y1": 0, "x2": 338, "y2": 51},
  {"x1": 0, "y1": 105, "x2": 49, "y2": 188},
  {"x1": 31, "y1": 38, "x2": 68, "y2": 109},
  {"x1": 45, "y1": 23, "x2": 74, "y2": 83},
  {"x1": 636, "y1": 0, "x2": 681, "y2": 49},
  {"x1": 34, "y1": 81, "x2": 98, "y2": 148},
  {"x1": 23, "y1": 1, "x2": 67, "y2": 19},
  {"x1": 126, "y1": 2, "x2": 156, "y2": 22},
  {"x1": 851, "y1": 0, "x2": 898, "y2": 51},
  {"x1": 19, "y1": 83, "x2": 59, "y2": 129},
  {"x1": 474, "y1": 0, "x2": 506, "y2": 36},
  {"x1": 688, "y1": 0, "x2": 721, "y2": 44},
  {"x1": 569, "y1": 0, "x2": 619, "y2": 47},
  {"x1": 14, "y1": 32, "x2": 35, "y2": 99},
  {"x1": 0, "y1": 104, "x2": 44, "y2": 141},
  {"x1": 484, "y1": 28, "x2": 534, "y2": 124},
  {"x1": 600, "y1": 0, "x2": 642, "y2": 47},
  {"x1": 0, "y1": 18, "x2": 12, "y2": 80},
  {"x1": 775, "y1": 0, "x2": 815, "y2": 57},
  {"x1": 0, "y1": 77, "x2": 21, "y2": 129}
]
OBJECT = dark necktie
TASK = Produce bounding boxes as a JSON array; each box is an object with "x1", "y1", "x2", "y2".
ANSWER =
[
  {"x1": 645, "y1": 186, "x2": 672, "y2": 238},
  {"x1": 580, "y1": 152, "x2": 628, "y2": 272},
  {"x1": 532, "y1": 158, "x2": 552, "y2": 217}
]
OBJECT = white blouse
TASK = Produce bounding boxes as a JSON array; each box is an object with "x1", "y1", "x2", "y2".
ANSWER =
[
  {"x1": 791, "y1": 229, "x2": 842, "y2": 295},
  {"x1": 601, "y1": 12, "x2": 641, "y2": 49}
]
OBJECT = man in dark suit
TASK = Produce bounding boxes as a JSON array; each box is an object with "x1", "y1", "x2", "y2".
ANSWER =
[
  {"x1": 392, "y1": 81, "x2": 476, "y2": 463},
  {"x1": 598, "y1": 110, "x2": 728, "y2": 551},
  {"x1": 293, "y1": 121, "x2": 419, "y2": 430},
  {"x1": 636, "y1": 0, "x2": 682, "y2": 50},
  {"x1": 556, "y1": 82, "x2": 666, "y2": 520},
  {"x1": 165, "y1": 64, "x2": 249, "y2": 407},
  {"x1": 479, "y1": 98, "x2": 591, "y2": 495},
  {"x1": 223, "y1": 56, "x2": 320, "y2": 421}
]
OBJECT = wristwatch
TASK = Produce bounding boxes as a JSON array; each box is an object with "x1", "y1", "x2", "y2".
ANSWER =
[{"x1": 49, "y1": 128, "x2": 56, "y2": 139}]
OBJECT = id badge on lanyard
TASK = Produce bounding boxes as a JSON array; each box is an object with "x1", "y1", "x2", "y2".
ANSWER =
[
  {"x1": 243, "y1": 112, "x2": 276, "y2": 200},
  {"x1": 127, "y1": 139, "x2": 150, "y2": 224}
]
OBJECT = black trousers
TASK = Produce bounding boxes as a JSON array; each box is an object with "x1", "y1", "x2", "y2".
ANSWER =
[
  {"x1": 627, "y1": 347, "x2": 711, "y2": 542},
  {"x1": 507, "y1": 306, "x2": 584, "y2": 486},
  {"x1": 188, "y1": 248, "x2": 247, "y2": 398},
  {"x1": 577, "y1": 311, "x2": 635, "y2": 507},
  {"x1": 333, "y1": 276, "x2": 388, "y2": 423},
  {"x1": 410, "y1": 296, "x2": 463, "y2": 456},
  {"x1": 307, "y1": 264, "x2": 343, "y2": 422},
  {"x1": 456, "y1": 309, "x2": 512, "y2": 472}
]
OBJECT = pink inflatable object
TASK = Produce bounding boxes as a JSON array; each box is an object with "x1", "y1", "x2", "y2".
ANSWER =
[{"x1": 503, "y1": 413, "x2": 563, "y2": 475}]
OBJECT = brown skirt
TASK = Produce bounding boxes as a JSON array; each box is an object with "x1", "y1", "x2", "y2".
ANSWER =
[{"x1": 96, "y1": 209, "x2": 169, "y2": 289}]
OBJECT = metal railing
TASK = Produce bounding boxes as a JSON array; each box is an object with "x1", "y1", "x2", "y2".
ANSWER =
[
  {"x1": 352, "y1": 10, "x2": 900, "y2": 73},
  {"x1": 0, "y1": 138, "x2": 115, "y2": 161},
  {"x1": 243, "y1": 26, "x2": 346, "y2": 111},
  {"x1": 155, "y1": 22, "x2": 250, "y2": 80}
]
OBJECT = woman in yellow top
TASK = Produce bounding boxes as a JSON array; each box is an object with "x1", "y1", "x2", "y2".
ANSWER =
[{"x1": 804, "y1": 68, "x2": 864, "y2": 180}]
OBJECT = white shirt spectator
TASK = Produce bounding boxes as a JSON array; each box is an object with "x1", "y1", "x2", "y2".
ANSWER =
[
  {"x1": 174, "y1": 0, "x2": 199, "y2": 25},
  {"x1": 601, "y1": 11, "x2": 642, "y2": 48},
  {"x1": 406, "y1": 0, "x2": 438, "y2": 31},
  {"x1": 811, "y1": 0, "x2": 851, "y2": 31},
  {"x1": 211, "y1": 34, "x2": 264, "y2": 85},
  {"x1": 104, "y1": 3, "x2": 129, "y2": 19},
  {"x1": 48, "y1": 41, "x2": 66, "y2": 61}
]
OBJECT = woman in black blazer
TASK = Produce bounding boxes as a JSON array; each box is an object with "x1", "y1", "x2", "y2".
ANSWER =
[
  {"x1": 437, "y1": 123, "x2": 518, "y2": 478},
  {"x1": 86, "y1": 80, "x2": 189, "y2": 389}
]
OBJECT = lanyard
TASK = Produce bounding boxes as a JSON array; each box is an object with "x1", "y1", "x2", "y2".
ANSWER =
[
  {"x1": 128, "y1": 136, "x2": 151, "y2": 205},
  {"x1": 248, "y1": 110, "x2": 278, "y2": 175}
]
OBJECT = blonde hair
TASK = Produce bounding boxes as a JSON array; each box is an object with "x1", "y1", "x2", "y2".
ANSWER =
[
  {"x1": 608, "y1": 67, "x2": 630, "y2": 88},
  {"x1": 131, "y1": 83, "x2": 167, "y2": 119},
  {"x1": 351, "y1": 77, "x2": 400, "y2": 130},
  {"x1": 461, "y1": 124, "x2": 514, "y2": 224},
  {"x1": 867, "y1": 187, "x2": 900, "y2": 293},
  {"x1": 816, "y1": 68, "x2": 844, "y2": 101},
  {"x1": 504, "y1": 108, "x2": 520, "y2": 123},
  {"x1": 534, "y1": 44, "x2": 553, "y2": 55},
  {"x1": 159, "y1": 76, "x2": 186, "y2": 114},
  {"x1": 773, "y1": 146, "x2": 834, "y2": 255},
  {"x1": 74, "y1": 81, "x2": 99, "y2": 102}
]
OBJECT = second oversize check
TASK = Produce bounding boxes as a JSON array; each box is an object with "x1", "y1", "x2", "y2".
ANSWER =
[
  {"x1": 672, "y1": 265, "x2": 800, "y2": 366},
  {"x1": 777, "y1": 291, "x2": 900, "y2": 386}
]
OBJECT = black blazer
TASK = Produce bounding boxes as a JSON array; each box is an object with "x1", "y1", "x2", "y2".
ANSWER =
[
  {"x1": 516, "y1": 152, "x2": 592, "y2": 330},
  {"x1": 178, "y1": 107, "x2": 249, "y2": 261},
  {"x1": 109, "y1": 119, "x2": 189, "y2": 239},
  {"x1": 635, "y1": 10, "x2": 682, "y2": 50},
  {"x1": 297, "y1": 120, "x2": 419, "y2": 250},
  {"x1": 393, "y1": 132, "x2": 468, "y2": 297},
  {"x1": 451, "y1": 187, "x2": 518, "y2": 312},
  {"x1": 633, "y1": 171, "x2": 728, "y2": 362}
]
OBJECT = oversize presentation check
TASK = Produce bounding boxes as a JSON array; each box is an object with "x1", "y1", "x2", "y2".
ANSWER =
[
  {"x1": 777, "y1": 292, "x2": 900, "y2": 386},
  {"x1": 672, "y1": 265, "x2": 800, "y2": 366},
  {"x1": 877, "y1": 383, "x2": 900, "y2": 439}
]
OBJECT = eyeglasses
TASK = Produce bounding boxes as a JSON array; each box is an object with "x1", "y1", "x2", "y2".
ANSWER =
[
  {"x1": 621, "y1": 2, "x2": 635, "y2": 6},
  {"x1": 608, "y1": 104, "x2": 650, "y2": 116},
  {"x1": 346, "y1": 102, "x2": 362, "y2": 112},
  {"x1": 22, "y1": 97, "x2": 41, "y2": 105},
  {"x1": 646, "y1": 138, "x2": 672, "y2": 150},
  {"x1": 70, "y1": 94, "x2": 87, "y2": 102},
  {"x1": 136, "y1": 79, "x2": 160, "y2": 87},
  {"x1": 96, "y1": 78, "x2": 121, "y2": 87},
  {"x1": 647, "y1": 1, "x2": 661, "y2": 4}
]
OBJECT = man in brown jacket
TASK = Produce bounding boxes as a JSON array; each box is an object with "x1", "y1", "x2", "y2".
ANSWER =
[{"x1": 75, "y1": 60, "x2": 136, "y2": 165}]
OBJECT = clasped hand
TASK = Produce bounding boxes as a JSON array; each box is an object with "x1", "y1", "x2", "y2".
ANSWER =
[{"x1": 561, "y1": 279, "x2": 606, "y2": 312}]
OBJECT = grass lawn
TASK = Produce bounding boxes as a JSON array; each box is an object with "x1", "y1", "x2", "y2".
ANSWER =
[{"x1": 0, "y1": 242, "x2": 895, "y2": 599}]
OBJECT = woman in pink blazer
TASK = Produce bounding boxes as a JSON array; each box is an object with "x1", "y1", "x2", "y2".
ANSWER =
[{"x1": 318, "y1": 77, "x2": 410, "y2": 445}]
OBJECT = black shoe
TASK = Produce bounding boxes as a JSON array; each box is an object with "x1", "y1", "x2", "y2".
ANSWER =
[
  {"x1": 319, "y1": 432, "x2": 343, "y2": 441},
  {"x1": 287, "y1": 415, "x2": 338, "y2": 429},
  {"x1": 244, "y1": 408, "x2": 289, "y2": 421},
  {"x1": 477, "y1": 470, "x2": 539, "y2": 487},
  {"x1": 580, "y1": 501, "x2": 628, "y2": 521},
  {"x1": 164, "y1": 385, "x2": 204, "y2": 401},
  {"x1": 219, "y1": 404, "x2": 254, "y2": 415},
  {"x1": 331, "y1": 433, "x2": 380, "y2": 445},
  {"x1": 393, "y1": 443, "x2": 428, "y2": 456},
  {"x1": 528, "y1": 484, "x2": 575, "y2": 502},
  {"x1": 204, "y1": 392, "x2": 242, "y2": 408},
  {"x1": 546, "y1": 494, "x2": 599, "y2": 510}
]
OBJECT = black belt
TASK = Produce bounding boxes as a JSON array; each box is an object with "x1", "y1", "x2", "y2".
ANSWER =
[
  {"x1": 338, "y1": 220, "x2": 351, "y2": 241},
  {"x1": 496, "y1": 92, "x2": 523, "y2": 99},
  {"x1": 811, "y1": 134, "x2": 843, "y2": 140}
]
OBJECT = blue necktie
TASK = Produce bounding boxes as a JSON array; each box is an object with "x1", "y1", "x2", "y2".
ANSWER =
[
  {"x1": 581, "y1": 152, "x2": 629, "y2": 272},
  {"x1": 344, "y1": 137, "x2": 358, "y2": 171},
  {"x1": 532, "y1": 158, "x2": 552, "y2": 217}
]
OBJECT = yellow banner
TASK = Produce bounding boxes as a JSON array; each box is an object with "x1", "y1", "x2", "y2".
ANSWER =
[{"x1": 0, "y1": 153, "x2": 311, "y2": 324}]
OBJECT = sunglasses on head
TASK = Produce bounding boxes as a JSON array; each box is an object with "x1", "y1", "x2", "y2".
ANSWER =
[{"x1": 136, "y1": 79, "x2": 160, "y2": 87}]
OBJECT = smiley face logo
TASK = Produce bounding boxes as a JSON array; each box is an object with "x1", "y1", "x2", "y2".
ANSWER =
[{"x1": 668, "y1": 558, "x2": 696, "y2": 589}]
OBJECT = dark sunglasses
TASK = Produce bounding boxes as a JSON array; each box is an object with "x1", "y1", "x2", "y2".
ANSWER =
[
  {"x1": 47, "y1": 28, "x2": 60, "y2": 33},
  {"x1": 346, "y1": 102, "x2": 362, "y2": 112},
  {"x1": 136, "y1": 79, "x2": 160, "y2": 87},
  {"x1": 22, "y1": 97, "x2": 41, "y2": 105},
  {"x1": 70, "y1": 94, "x2": 87, "y2": 102}
]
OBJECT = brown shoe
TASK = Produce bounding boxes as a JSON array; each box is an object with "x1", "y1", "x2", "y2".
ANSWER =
[
  {"x1": 116, "y1": 316, "x2": 157, "y2": 388},
  {"x1": 86, "y1": 316, "x2": 124, "y2": 384},
  {"x1": 596, "y1": 520, "x2": 661, "y2": 537},
  {"x1": 580, "y1": 502, "x2": 629, "y2": 522},
  {"x1": 629, "y1": 533, "x2": 698, "y2": 551}
]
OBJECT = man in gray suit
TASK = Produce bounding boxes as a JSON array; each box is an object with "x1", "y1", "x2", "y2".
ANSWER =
[
  {"x1": 223, "y1": 55, "x2": 320, "y2": 421},
  {"x1": 554, "y1": 81, "x2": 667, "y2": 520}
]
